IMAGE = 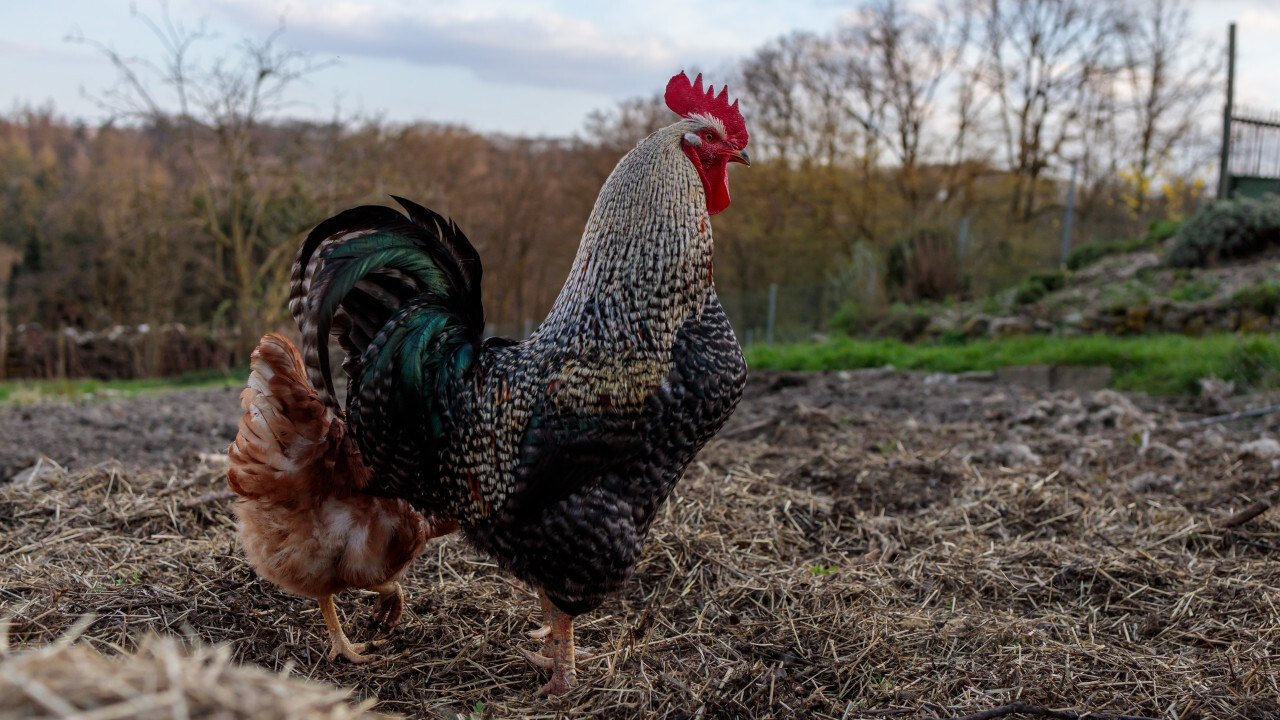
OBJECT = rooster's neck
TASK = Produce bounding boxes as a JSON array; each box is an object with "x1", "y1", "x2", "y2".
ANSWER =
[{"x1": 536, "y1": 122, "x2": 715, "y2": 355}]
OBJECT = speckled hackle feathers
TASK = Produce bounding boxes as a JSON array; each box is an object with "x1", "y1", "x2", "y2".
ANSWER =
[
  {"x1": 252, "y1": 71, "x2": 749, "y2": 694},
  {"x1": 664, "y1": 71, "x2": 748, "y2": 148}
]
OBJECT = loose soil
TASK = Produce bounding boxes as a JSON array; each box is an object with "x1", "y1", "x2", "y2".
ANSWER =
[{"x1": 1, "y1": 369, "x2": 1278, "y2": 719}]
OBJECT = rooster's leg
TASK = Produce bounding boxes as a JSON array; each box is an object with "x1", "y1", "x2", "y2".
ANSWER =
[
  {"x1": 527, "y1": 591, "x2": 557, "y2": 641},
  {"x1": 319, "y1": 595, "x2": 379, "y2": 664},
  {"x1": 539, "y1": 609, "x2": 578, "y2": 696},
  {"x1": 519, "y1": 591, "x2": 583, "y2": 696},
  {"x1": 526, "y1": 591, "x2": 594, "y2": 662}
]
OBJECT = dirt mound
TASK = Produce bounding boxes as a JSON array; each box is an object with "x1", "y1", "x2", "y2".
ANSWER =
[{"x1": 1, "y1": 369, "x2": 1279, "y2": 718}]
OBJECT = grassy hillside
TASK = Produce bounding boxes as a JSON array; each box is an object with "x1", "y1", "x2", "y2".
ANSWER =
[{"x1": 747, "y1": 333, "x2": 1280, "y2": 396}]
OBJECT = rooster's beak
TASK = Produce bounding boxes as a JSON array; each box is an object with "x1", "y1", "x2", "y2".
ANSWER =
[{"x1": 728, "y1": 149, "x2": 751, "y2": 167}]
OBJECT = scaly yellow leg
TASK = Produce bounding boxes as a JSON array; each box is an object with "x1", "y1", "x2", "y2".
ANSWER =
[{"x1": 319, "y1": 595, "x2": 379, "y2": 664}]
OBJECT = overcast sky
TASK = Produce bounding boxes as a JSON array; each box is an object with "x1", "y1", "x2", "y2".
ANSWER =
[{"x1": 2, "y1": 0, "x2": 1279, "y2": 137}]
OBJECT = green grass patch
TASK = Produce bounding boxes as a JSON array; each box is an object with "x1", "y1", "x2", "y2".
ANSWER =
[
  {"x1": 1169, "y1": 275, "x2": 1220, "y2": 303},
  {"x1": 746, "y1": 333, "x2": 1280, "y2": 396},
  {"x1": 0, "y1": 366, "x2": 246, "y2": 405}
]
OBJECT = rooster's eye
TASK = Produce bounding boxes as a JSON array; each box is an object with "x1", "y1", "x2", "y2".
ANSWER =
[{"x1": 704, "y1": 132, "x2": 715, "y2": 142}]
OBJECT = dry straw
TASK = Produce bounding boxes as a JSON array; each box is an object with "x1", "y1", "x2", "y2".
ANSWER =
[{"x1": 1, "y1": 373, "x2": 1278, "y2": 718}]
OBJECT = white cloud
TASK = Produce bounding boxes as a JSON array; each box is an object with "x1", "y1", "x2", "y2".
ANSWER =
[
  {"x1": 208, "y1": 0, "x2": 707, "y2": 95},
  {"x1": 1238, "y1": 7, "x2": 1280, "y2": 34}
]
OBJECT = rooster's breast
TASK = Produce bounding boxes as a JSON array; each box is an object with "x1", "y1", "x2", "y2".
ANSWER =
[{"x1": 464, "y1": 290, "x2": 745, "y2": 615}]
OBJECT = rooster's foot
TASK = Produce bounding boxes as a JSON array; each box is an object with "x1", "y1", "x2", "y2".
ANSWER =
[
  {"x1": 539, "y1": 669, "x2": 576, "y2": 698},
  {"x1": 521, "y1": 647, "x2": 556, "y2": 670}
]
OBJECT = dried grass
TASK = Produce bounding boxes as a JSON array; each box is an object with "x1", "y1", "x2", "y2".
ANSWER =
[
  {"x1": 0, "y1": 627, "x2": 389, "y2": 719},
  {"x1": 1, "y1": 379, "x2": 1279, "y2": 719}
]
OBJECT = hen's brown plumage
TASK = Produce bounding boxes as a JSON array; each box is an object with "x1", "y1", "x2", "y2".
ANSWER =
[{"x1": 228, "y1": 333, "x2": 453, "y2": 662}]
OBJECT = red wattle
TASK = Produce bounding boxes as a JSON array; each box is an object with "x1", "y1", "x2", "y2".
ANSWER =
[{"x1": 681, "y1": 144, "x2": 731, "y2": 216}]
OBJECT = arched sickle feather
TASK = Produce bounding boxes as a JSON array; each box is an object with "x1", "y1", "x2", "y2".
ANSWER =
[{"x1": 664, "y1": 71, "x2": 748, "y2": 148}]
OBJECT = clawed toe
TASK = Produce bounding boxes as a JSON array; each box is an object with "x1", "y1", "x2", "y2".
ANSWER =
[
  {"x1": 370, "y1": 583, "x2": 405, "y2": 631},
  {"x1": 520, "y1": 648, "x2": 557, "y2": 670},
  {"x1": 527, "y1": 624, "x2": 552, "y2": 640},
  {"x1": 539, "y1": 673, "x2": 574, "y2": 697},
  {"x1": 330, "y1": 640, "x2": 383, "y2": 664}
]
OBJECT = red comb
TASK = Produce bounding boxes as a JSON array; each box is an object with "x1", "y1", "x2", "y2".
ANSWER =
[{"x1": 664, "y1": 71, "x2": 748, "y2": 148}]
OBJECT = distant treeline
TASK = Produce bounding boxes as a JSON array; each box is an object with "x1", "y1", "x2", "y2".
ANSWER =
[{"x1": 0, "y1": 0, "x2": 1218, "y2": 377}]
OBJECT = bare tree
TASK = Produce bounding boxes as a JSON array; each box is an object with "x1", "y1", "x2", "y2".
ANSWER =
[
  {"x1": 840, "y1": 0, "x2": 961, "y2": 221},
  {"x1": 71, "y1": 5, "x2": 332, "y2": 354},
  {"x1": 977, "y1": 0, "x2": 1120, "y2": 220},
  {"x1": 1115, "y1": 0, "x2": 1218, "y2": 220}
]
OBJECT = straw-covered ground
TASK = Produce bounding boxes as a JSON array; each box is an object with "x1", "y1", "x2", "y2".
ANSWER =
[{"x1": 1, "y1": 369, "x2": 1278, "y2": 719}]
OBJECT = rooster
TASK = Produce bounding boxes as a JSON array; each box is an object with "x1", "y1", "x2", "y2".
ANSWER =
[{"x1": 228, "y1": 71, "x2": 749, "y2": 695}]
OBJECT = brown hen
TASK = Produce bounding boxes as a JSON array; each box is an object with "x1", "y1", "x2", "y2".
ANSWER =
[{"x1": 227, "y1": 333, "x2": 456, "y2": 662}]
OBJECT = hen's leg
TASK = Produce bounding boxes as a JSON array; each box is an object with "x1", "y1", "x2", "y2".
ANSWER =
[
  {"x1": 367, "y1": 581, "x2": 404, "y2": 631},
  {"x1": 367, "y1": 516, "x2": 457, "y2": 633},
  {"x1": 319, "y1": 595, "x2": 379, "y2": 663}
]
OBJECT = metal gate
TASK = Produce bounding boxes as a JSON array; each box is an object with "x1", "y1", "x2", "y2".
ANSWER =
[{"x1": 1226, "y1": 108, "x2": 1280, "y2": 198}]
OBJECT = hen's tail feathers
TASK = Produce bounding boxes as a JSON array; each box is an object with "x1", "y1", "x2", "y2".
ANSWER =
[
  {"x1": 288, "y1": 197, "x2": 486, "y2": 496},
  {"x1": 289, "y1": 196, "x2": 484, "y2": 411},
  {"x1": 227, "y1": 333, "x2": 371, "y2": 502}
]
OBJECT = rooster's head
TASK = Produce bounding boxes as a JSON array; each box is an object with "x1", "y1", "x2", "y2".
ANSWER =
[{"x1": 665, "y1": 71, "x2": 750, "y2": 216}]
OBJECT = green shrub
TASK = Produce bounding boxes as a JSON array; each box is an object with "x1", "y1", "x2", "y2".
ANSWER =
[
  {"x1": 1147, "y1": 218, "x2": 1181, "y2": 243},
  {"x1": 1231, "y1": 282, "x2": 1280, "y2": 316},
  {"x1": 831, "y1": 301, "x2": 937, "y2": 340},
  {"x1": 869, "y1": 303, "x2": 933, "y2": 340},
  {"x1": 1065, "y1": 243, "x2": 1114, "y2": 271},
  {"x1": 1013, "y1": 270, "x2": 1068, "y2": 305},
  {"x1": 829, "y1": 300, "x2": 871, "y2": 335},
  {"x1": 1166, "y1": 195, "x2": 1280, "y2": 268}
]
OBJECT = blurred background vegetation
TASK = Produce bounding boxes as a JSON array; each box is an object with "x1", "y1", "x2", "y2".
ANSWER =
[{"x1": 1, "y1": 0, "x2": 1256, "y2": 389}]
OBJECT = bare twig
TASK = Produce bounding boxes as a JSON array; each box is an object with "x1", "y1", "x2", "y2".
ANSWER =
[
  {"x1": 1175, "y1": 404, "x2": 1280, "y2": 429},
  {"x1": 1217, "y1": 490, "x2": 1277, "y2": 530},
  {"x1": 720, "y1": 415, "x2": 780, "y2": 439},
  {"x1": 179, "y1": 489, "x2": 234, "y2": 508}
]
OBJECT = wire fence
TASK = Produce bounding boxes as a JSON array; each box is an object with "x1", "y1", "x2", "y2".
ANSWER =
[{"x1": 484, "y1": 283, "x2": 836, "y2": 347}]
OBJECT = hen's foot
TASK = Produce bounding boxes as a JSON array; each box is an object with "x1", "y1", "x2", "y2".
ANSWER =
[
  {"x1": 330, "y1": 639, "x2": 383, "y2": 664},
  {"x1": 368, "y1": 582, "x2": 405, "y2": 632},
  {"x1": 319, "y1": 595, "x2": 383, "y2": 664}
]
